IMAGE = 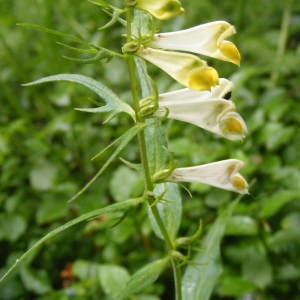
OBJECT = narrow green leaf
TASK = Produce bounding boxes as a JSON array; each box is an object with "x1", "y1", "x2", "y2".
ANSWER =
[
  {"x1": 182, "y1": 202, "x2": 236, "y2": 300},
  {"x1": 23, "y1": 74, "x2": 135, "y2": 119},
  {"x1": 148, "y1": 183, "x2": 182, "y2": 240},
  {"x1": 17, "y1": 23, "x2": 88, "y2": 45},
  {"x1": 56, "y1": 41, "x2": 98, "y2": 54},
  {"x1": 69, "y1": 123, "x2": 146, "y2": 202},
  {"x1": 118, "y1": 257, "x2": 170, "y2": 299},
  {"x1": 98, "y1": 8, "x2": 124, "y2": 30},
  {"x1": 0, "y1": 198, "x2": 142, "y2": 285},
  {"x1": 88, "y1": 0, "x2": 110, "y2": 8}
]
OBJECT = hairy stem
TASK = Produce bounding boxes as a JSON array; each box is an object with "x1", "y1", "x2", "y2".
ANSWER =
[{"x1": 125, "y1": 5, "x2": 182, "y2": 299}]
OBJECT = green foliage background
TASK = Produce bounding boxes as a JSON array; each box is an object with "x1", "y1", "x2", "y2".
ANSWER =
[{"x1": 1, "y1": 0, "x2": 300, "y2": 299}]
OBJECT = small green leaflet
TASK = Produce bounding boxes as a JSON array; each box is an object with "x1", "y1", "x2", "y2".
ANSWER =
[
  {"x1": 0, "y1": 198, "x2": 142, "y2": 285},
  {"x1": 23, "y1": 74, "x2": 135, "y2": 119},
  {"x1": 116, "y1": 257, "x2": 170, "y2": 299}
]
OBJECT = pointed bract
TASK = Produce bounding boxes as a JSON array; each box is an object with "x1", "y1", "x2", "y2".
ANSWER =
[
  {"x1": 135, "y1": 0, "x2": 185, "y2": 20},
  {"x1": 168, "y1": 159, "x2": 248, "y2": 194},
  {"x1": 138, "y1": 47, "x2": 219, "y2": 91},
  {"x1": 150, "y1": 21, "x2": 241, "y2": 65}
]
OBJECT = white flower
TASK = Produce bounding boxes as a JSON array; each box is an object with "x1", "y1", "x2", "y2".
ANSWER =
[
  {"x1": 150, "y1": 21, "x2": 241, "y2": 65},
  {"x1": 168, "y1": 159, "x2": 248, "y2": 194},
  {"x1": 135, "y1": 0, "x2": 185, "y2": 20},
  {"x1": 137, "y1": 47, "x2": 219, "y2": 91},
  {"x1": 155, "y1": 79, "x2": 247, "y2": 140}
]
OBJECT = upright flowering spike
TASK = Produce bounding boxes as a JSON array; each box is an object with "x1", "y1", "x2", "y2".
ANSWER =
[
  {"x1": 168, "y1": 159, "x2": 248, "y2": 194},
  {"x1": 150, "y1": 21, "x2": 241, "y2": 65},
  {"x1": 137, "y1": 47, "x2": 219, "y2": 91},
  {"x1": 135, "y1": 0, "x2": 185, "y2": 20},
  {"x1": 155, "y1": 79, "x2": 247, "y2": 140}
]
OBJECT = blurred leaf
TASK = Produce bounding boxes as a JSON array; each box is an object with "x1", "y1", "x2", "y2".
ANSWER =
[
  {"x1": 110, "y1": 166, "x2": 138, "y2": 202},
  {"x1": 36, "y1": 198, "x2": 68, "y2": 225},
  {"x1": 182, "y1": 202, "x2": 236, "y2": 300},
  {"x1": 148, "y1": 183, "x2": 182, "y2": 240},
  {"x1": 98, "y1": 264, "x2": 130, "y2": 299},
  {"x1": 20, "y1": 267, "x2": 51, "y2": 294},
  {"x1": 0, "y1": 214, "x2": 26, "y2": 242},
  {"x1": 23, "y1": 74, "x2": 135, "y2": 118},
  {"x1": 259, "y1": 122, "x2": 294, "y2": 151},
  {"x1": 119, "y1": 257, "x2": 170, "y2": 299},
  {"x1": 267, "y1": 228, "x2": 300, "y2": 251},
  {"x1": 73, "y1": 260, "x2": 99, "y2": 281},
  {"x1": 219, "y1": 274, "x2": 256, "y2": 297},
  {"x1": 242, "y1": 249, "x2": 272, "y2": 289},
  {"x1": 29, "y1": 160, "x2": 58, "y2": 191},
  {"x1": 259, "y1": 190, "x2": 298, "y2": 218},
  {"x1": 281, "y1": 212, "x2": 300, "y2": 229},
  {"x1": 225, "y1": 216, "x2": 258, "y2": 236}
]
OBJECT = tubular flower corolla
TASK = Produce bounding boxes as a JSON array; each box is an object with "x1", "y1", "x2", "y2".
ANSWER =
[
  {"x1": 155, "y1": 79, "x2": 247, "y2": 140},
  {"x1": 150, "y1": 21, "x2": 241, "y2": 65},
  {"x1": 137, "y1": 47, "x2": 219, "y2": 91},
  {"x1": 168, "y1": 159, "x2": 248, "y2": 194}
]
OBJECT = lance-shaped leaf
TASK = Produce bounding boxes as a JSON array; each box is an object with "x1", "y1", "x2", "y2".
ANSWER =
[
  {"x1": 117, "y1": 257, "x2": 170, "y2": 299},
  {"x1": 23, "y1": 74, "x2": 135, "y2": 119},
  {"x1": 182, "y1": 201, "x2": 237, "y2": 300},
  {"x1": 168, "y1": 159, "x2": 249, "y2": 194},
  {"x1": 137, "y1": 47, "x2": 219, "y2": 91},
  {"x1": 135, "y1": 0, "x2": 185, "y2": 20},
  {"x1": 0, "y1": 198, "x2": 142, "y2": 285},
  {"x1": 156, "y1": 79, "x2": 247, "y2": 140},
  {"x1": 150, "y1": 21, "x2": 241, "y2": 65},
  {"x1": 148, "y1": 183, "x2": 182, "y2": 240}
]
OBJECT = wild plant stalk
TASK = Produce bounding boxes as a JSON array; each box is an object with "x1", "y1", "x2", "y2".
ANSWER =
[
  {"x1": 0, "y1": 1, "x2": 249, "y2": 299},
  {"x1": 125, "y1": 6, "x2": 183, "y2": 299}
]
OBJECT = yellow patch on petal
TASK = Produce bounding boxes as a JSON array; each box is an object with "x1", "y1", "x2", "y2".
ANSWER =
[
  {"x1": 231, "y1": 174, "x2": 248, "y2": 191},
  {"x1": 155, "y1": 1, "x2": 185, "y2": 20},
  {"x1": 137, "y1": 0, "x2": 184, "y2": 20},
  {"x1": 188, "y1": 67, "x2": 219, "y2": 91},
  {"x1": 219, "y1": 41, "x2": 241, "y2": 65},
  {"x1": 222, "y1": 115, "x2": 243, "y2": 134}
]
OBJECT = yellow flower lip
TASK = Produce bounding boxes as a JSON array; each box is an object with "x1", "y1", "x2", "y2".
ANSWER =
[
  {"x1": 231, "y1": 174, "x2": 248, "y2": 191},
  {"x1": 135, "y1": 0, "x2": 184, "y2": 20},
  {"x1": 219, "y1": 41, "x2": 241, "y2": 66},
  {"x1": 188, "y1": 67, "x2": 219, "y2": 91},
  {"x1": 219, "y1": 112, "x2": 247, "y2": 140}
]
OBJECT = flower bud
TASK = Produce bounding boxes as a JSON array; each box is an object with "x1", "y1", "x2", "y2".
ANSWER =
[{"x1": 135, "y1": 0, "x2": 185, "y2": 20}]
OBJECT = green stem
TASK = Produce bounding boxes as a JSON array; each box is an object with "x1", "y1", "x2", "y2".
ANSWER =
[
  {"x1": 271, "y1": 0, "x2": 293, "y2": 85},
  {"x1": 125, "y1": 5, "x2": 182, "y2": 299}
]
